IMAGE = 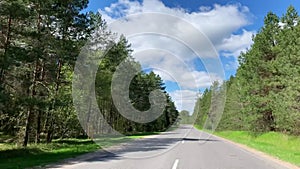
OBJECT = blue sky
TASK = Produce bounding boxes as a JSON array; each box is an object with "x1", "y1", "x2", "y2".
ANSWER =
[
  {"x1": 85, "y1": 0, "x2": 300, "y2": 113},
  {"x1": 87, "y1": 0, "x2": 300, "y2": 31}
]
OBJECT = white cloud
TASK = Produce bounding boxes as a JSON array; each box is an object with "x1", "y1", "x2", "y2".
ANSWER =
[
  {"x1": 169, "y1": 90, "x2": 199, "y2": 114},
  {"x1": 225, "y1": 61, "x2": 239, "y2": 71},
  {"x1": 100, "y1": 0, "x2": 254, "y2": 58},
  {"x1": 134, "y1": 50, "x2": 223, "y2": 90},
  {"x1": 199, "y1": 6, "x2": 211, "y2": 12},
  {"x1": 218, "y1": 30, "x2": 255, "y2": 70},
  {"x1": 97, "y1": 0, "x2": 254, "y2": 112},
  {"x1": 218, "y1": 29, "x2": 255, "y2": 57}
]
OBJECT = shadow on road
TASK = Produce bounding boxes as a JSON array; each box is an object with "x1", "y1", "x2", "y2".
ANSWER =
[
  {"x1": 46, "y1": 126, "x2": 215, "y2": 168},
  {"x1": 182, "y1": 138, "x2": 219, "y2": 142},
  {"x1": 47, "y1": 134, "x2": 183, "y2": 168}
]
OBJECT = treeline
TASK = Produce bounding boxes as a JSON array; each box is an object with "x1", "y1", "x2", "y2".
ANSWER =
[
  {"x1": 179, "y1": 110, "x2": 196, "y2": 124},
  {"x1": 194, "y1": 6, "x2": 300, "y2": 135},
  {"x1": 0, "y1": 0, "x2": 178, "y2": 147},
  {"x1": 79, "y1": 36, "x2": 179, "y2": 138}
]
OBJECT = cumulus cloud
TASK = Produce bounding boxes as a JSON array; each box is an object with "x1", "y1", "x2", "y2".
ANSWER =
[
  {"x1": 97, "y1": 0, "x2": 254, "y2": 112},
  {"x1": 100, "y1": 0, "x2": 254, "y2": 56},
  {"x1": 169, "y1": 90, "x2": 199, "y2": 114},
  {"x1": 134, "y1": 50, "x2": 223, "y2": 90},
  {"x1": 219, "y1": 30, "x2": 255, "y2": 70},
  {"x1": 218, "y1": 29, "x2": 255, "y2": 57}
]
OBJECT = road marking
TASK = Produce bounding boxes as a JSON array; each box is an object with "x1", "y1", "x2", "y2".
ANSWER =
[
  {"x1": 172, "y1": 159, "x2": 179, "y2": 169},
  {"x1": 181, "y1": 140, "x2": 185, "y2": 144}
]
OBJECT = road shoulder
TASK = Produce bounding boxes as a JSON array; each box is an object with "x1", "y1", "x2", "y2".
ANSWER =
[{"x1": 200, "y1": 129, "x2": 300, "y2": 169}]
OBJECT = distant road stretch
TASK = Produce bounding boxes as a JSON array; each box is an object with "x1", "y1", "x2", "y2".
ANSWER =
[{"x1": 51, "y1": 125, "x2": 290, "y2": 169}]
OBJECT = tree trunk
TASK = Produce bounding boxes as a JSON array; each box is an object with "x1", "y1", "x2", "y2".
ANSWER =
[
  {"x1": 23, "y1": 61, "x2": 39, "y2": 147},
  {"x1": 0, "y1": 15, "x2": 12, "y2": 82},
  {"x1": 23, "y1": 3, "x2": 43, "y2": 147},
  {"x1": 36, "y1": 61, "x2": 46, "y2": 144},
  {"x1": 35, "y1": 110, "x2": 41, "y2": 144},
  {"x1": 46, "y1": 128, "x2": 53, "y2": 143},
  {"x1": 86, "y1": 87, "x2": 93, "y2": 138},
  {"x1": 23, "y1": 107, "x2": 33, "y2": 147}
]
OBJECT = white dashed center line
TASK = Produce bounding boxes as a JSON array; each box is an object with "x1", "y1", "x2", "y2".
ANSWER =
[{"x1": 172, "y1": 159, "x2": 179, "y2": 169}]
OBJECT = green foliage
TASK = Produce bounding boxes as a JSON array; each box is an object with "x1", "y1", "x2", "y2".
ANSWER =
[
  {"x1": 94, "y1": 37, "x2": 179, "y2": 135},
  {"x1": 236, "y1": 6, "x2": 300, "y2": 134},
  {"x1": 179, "y1": 110, "x2": 194, "y2": 124},
  {"x1": 194, "y1": 81, "x2": 225, "y2": 130},
  {"x1": 194, "y1": 6, "x2": 300, "y2": 135},
  {"x1": 0, "y1": 0, "x2": 179, "y2": 148},
  {"x1": 217, "y1": 76, "x2": 249, "y2": 130},
  {"x1": 194, "y1": 88, "x2": 211, "y2": 128}
]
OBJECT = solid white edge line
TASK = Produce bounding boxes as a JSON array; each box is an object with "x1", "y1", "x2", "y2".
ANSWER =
[{"x1": 172, "y1": 159, "x2": 179, "y2": 169}]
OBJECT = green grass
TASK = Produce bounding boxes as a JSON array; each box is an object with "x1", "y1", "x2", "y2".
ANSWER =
[
  {"x1": 213, "y1": 131, "x2": 300, "y2": 167},
  {"x1": 0, "y1": 132, "x2": 160, "y2": 169},
  {"x1": 0, "y1": 139, "x2": 100, "y2": 169},
  {"x1": 194, "y1": 124, "x2": 204, "y2": 131}
]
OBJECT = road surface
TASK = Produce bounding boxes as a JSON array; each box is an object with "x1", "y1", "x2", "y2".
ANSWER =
[{"x1": 49, "y1": 125, "x2": 290, "y2": 169}]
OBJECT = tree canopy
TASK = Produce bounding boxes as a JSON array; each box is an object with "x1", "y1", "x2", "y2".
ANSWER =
[
  {"x1": 0, "y1": 0, "x2": 179, "y2": 147},
  {"x1": 194, "y1": 6, "x2": 300, "y2": 135}
]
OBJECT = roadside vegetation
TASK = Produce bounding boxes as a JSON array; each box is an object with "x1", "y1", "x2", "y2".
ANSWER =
[
  {"x1": 0, "y1": 0, "x2": 178, "y2": 168},
  {"x1": 0, "y1": 138, "x2": 99, "y2": 169},
  {"x1": 195, "y1": 6, "x2": 300, "y2": 135},
  {"x1": 193, "y1": 6, "x2": 300, "y2": 167},
  {"x1": 178, "y1": 110, "x2": 196, "y2": 124},
  {"x1": 0, "y1": 0, "x2": 178, "y2": 147},
  {"x1": 0, "y1": 132, "x2": 159, "y2": 169},
  {"x1": 194, "y1": 5, "x2": 300, "y2": 139},
  {"x1": 215, "y1": 131, "x2": 300, "y2": 166}
]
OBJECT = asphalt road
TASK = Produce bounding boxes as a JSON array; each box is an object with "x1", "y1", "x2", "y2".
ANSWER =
[{"x1": 50, "y1": 125, "x2": 290, "y2": 169}]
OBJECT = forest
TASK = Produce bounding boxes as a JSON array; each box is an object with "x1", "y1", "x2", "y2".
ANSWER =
[
  {"x1": 194, "y1": 6, "x2": 300, "y2": 136},
  {"x1": 0, "y1": 0, "x2": 178, "y2": 147}
]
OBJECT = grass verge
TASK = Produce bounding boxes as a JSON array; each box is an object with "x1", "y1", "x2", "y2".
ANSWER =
[
  {"x1": 212, "y1": 130, "x2": 300, "y2": 167},
  {"x1": 0, "y1": 132, "x2": 160, "y2": 169},
  {"x1": 0, "y1": 139, "x2": 100, "y2": 169}
]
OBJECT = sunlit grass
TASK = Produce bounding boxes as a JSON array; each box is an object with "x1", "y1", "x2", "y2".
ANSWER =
[
  {"x1": 214, "y1": 131, "x2": 300, "y2": 167},
  {"x1": 0, "y1": 132, "x2": 160, "y2": 169},
  {"x1": 0, "y1": 139, "x2": 100, "y2": 169}
]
